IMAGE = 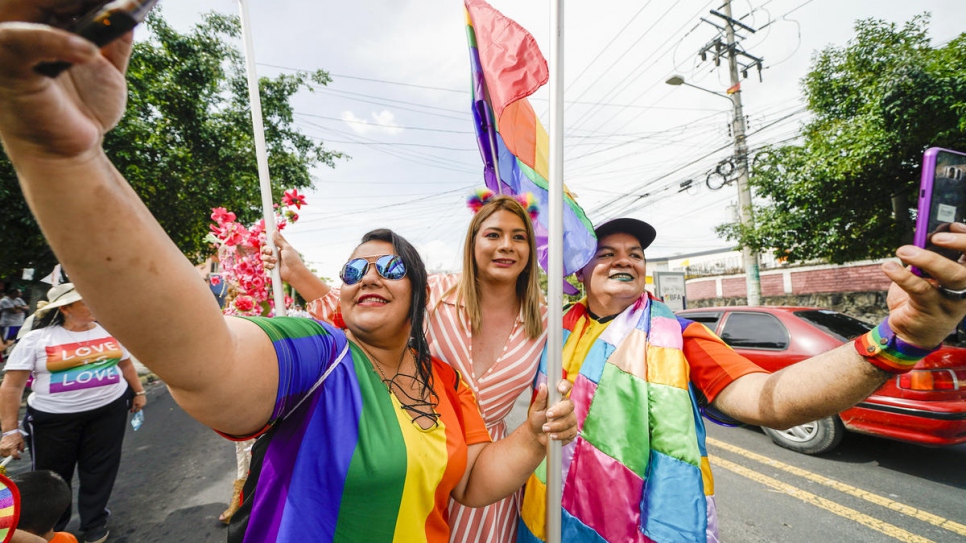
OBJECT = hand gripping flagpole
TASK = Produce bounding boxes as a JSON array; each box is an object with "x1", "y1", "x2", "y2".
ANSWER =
[
  {"x1": 237, "y1": 0, "x2": 286, "y2": 316},
  {"x1": 546, "y1": 0, "x2": 565, "y2": 541}
]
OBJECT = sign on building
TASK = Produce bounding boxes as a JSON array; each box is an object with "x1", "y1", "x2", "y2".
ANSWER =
[{"x1": 654, "y1": 271, "x2": 687, "y2": 311}]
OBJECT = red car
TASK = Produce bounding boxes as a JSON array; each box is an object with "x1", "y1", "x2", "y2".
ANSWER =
[{"x1": 676, "y1": 306, "x2": 966, "y2": 454}]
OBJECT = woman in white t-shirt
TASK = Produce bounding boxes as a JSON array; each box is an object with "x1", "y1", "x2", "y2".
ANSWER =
[{"x1": 0, "y1": 284, "x2": 146, "y2": 543}]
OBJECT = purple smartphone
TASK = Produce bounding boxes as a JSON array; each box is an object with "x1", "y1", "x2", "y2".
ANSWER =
[{"x1": 912, "y1": 147, "x2": 966, "y2": 276}]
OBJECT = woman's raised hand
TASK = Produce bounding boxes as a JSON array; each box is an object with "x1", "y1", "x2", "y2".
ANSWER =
[
  {"x1": 261, "y1": 231, "x2": 304, "y2": 284},
  {"x1": 0, "y1": 1, "x2": 133, "y2": 160},
  {"x1": 261, "y1": 231, "x2": 332, "y2": 302}
]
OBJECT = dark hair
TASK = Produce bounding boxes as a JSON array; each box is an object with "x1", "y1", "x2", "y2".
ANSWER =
[
  {"x1": 358, "y1": 229, "x2": 433, "y2": 395},
  {"x1": 34, "y1": 306, "x2": 66, "y2": 330},
  {"x1": 10, "y1": 470, "x2": 71, "y2": 536}
]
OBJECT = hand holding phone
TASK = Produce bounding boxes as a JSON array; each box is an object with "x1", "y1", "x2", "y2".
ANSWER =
[
  {"x1": 912, "y1": 147, "x2": 966, "y2": 277},
  {"x1": 34, "y1": 0, "x2": 161, "y2": 78}
]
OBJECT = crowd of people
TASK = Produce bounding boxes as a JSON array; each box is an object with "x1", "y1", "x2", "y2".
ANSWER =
[{"x1": 1, "y1": 2, "x2": 966, "y2": 543}]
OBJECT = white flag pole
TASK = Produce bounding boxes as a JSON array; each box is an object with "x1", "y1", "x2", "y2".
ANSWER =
[
  {"x1": 237, "y1": 0, "x2": 286, "y2": 316},
  {"x1": 546, "y1": 0, "x2": 564, "y2": 541}
]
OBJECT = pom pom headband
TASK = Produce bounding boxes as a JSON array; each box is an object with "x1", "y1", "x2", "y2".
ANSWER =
[{"x1": 466, "y1": 188, "x2": 539, "y2": 221}]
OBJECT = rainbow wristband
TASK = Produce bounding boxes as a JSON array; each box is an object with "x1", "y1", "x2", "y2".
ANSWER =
[{"x1": 853, "y1": 317, "x2": 940, "y2": 374}]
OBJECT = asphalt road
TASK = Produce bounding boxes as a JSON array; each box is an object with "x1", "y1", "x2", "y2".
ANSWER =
[
  {"x1": 707, "y1": 422, "x2": 966, "y2": 543},
  {"x1": 10, "y1": 385, "x2": 963, "y2": 543},
  {"x1": 7, "y1": 382, "x2": 235, "y2": 543}
]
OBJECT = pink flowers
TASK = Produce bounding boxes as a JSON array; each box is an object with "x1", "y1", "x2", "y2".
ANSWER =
[
  {"x1": 282, "y1": 188, "x2": 307, "y2": 210},
  {"x1": 211, "y1": 207, "x2": 236, "y2": 224},
  {"x1": 232, "y1": 295, "x2": 256, "y2": 313},
  {"x1": 206, "y1": 189, "x2": 307, "y2": 317}
]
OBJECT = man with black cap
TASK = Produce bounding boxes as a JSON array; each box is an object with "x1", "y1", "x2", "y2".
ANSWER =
[{"x1": 518, "y1": 216, "x2": 966, "y2": 543}]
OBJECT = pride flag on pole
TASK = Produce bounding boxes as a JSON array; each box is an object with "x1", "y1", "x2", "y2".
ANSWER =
[{"x1": 464, "y1": 0, "x2": 596, "y2": 278}]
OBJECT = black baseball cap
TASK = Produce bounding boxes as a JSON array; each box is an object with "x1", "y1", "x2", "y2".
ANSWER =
[{"x1": 594, "y1": 218, "x2": 657, "y2": 250}]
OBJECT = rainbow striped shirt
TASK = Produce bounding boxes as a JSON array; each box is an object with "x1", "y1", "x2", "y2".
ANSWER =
[{"x1": 231, "y1": 317, "x2": 491, "y2": 543}]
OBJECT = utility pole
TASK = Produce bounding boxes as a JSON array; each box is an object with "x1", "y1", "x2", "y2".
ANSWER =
[
  {"x1": 696, "y1": 0, "x2": 764, "y2": 306},
  {"x1": 722, "y1": 0, "x2": 761, "y2": 306}
]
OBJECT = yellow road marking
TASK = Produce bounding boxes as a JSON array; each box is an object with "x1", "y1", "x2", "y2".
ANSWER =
[
  {"x1": 710, "y1": 455, "x2": 935, "y2": 543},
  {"x1": 708, "y1": 437, "x2": 966, "y2": 538}
]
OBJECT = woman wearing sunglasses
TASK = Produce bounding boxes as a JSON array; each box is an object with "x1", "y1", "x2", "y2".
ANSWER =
[
  {"x1": 264, "y1": 191, "x2": 548, "y2": 543},
  {"x1": 0, "y1": 17, "x2": 577, "y2": 543}
]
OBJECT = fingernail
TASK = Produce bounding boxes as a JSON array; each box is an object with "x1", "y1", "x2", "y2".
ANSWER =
[
  {"x1": 896, "y1": 246, "x2": 920, "y2": 259},
  {"x1": 933, "y1": 233, "x2": 954, "y2": 243},
  {"x1": 543, "y1": 424, "x2": 551, "y2": 432},
  {"x1": 546, "y1": 410, "x2": 554, "y2": 418},
  {"x1": 550, "y1": 434, "x2": 558, "y2": 440},
  {"x1": 882, "y1": 260, "x2": 902, "y2": 272},
  {"x1": 68, "y1": 35, "x2": 98, "y2": 54}
]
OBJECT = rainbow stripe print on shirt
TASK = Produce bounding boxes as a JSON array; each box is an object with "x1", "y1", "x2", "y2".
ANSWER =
[
  {"x1": 44, "y1": 338, "x2": 123, "y2": 393},
  {"x1": 234, "y1": 317, "x2": 489, "y2": 543}
]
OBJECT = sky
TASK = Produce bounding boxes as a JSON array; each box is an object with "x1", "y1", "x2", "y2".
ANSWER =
[{"x1": 155, "y1": 0, "x2": 965, "y2": 282}]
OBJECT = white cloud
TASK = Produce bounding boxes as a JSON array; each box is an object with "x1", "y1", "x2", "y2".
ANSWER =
[{"x1": 340, "y1": 109, "x2": 402, "y2": 135}]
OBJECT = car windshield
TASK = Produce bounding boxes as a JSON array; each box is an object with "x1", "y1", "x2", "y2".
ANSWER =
[{"x1": 793, "y1": 310, "x2": 873, "y2": 342}]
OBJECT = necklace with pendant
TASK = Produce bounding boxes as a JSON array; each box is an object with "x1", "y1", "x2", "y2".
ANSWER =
[{"x1": 354, "y1": 340, "x2": 439, "y2": 429}]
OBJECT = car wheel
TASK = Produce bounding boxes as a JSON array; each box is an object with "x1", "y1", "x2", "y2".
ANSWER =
[{"x1": 762, "y1": 416, "x2": 845, "y2": 455}]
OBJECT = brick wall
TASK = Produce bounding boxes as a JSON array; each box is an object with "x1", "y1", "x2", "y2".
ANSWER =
[
  {"x1": 682, "y1": 261, "x2": 897, "y2": 322},
  {"x1": 721, "y1": 277, "x2": 747, "y2": 298},
  {"x1": 686, "y1": 261, "x2": 892, "y2": 301},
  {"x1": 760, "y1": 273, "x2": 785, "y2": 297},
  {"x1": 688, "y1": 279, "x2": 718, "y2": 299}
]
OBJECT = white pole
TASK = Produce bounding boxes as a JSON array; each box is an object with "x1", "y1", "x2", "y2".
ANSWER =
[
  {"x1": 546, "y1": 0, "x2": 564, "y2": 541},
  {"x1": 238, "y1": 0, "x2": 286, "y2": 316}
]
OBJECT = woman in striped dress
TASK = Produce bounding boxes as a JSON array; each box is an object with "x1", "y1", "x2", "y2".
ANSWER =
[{"x1": 265, "y1": 192, "x2": 547, "y2": 543}]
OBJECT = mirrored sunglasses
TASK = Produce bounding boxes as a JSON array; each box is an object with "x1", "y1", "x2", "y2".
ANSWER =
[{"x1": 340, "y1": 254, "x2": 407, "y2": 285}]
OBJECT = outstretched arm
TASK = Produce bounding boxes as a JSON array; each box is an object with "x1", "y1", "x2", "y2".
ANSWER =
[
  {"x1": 0, "y1": 3, "x2": 277, "y2": 436},
  {"x1": 261, "y1": 231, "x2": 332, "y2": 302},
  {"x1": 713, "y1": 229, "x2": 966, "y2": 428}
]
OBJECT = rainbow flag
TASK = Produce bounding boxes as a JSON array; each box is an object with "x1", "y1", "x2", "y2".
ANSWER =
[
  {"x1": 464, "y1": 0, "x2": 596, "y2": 278},
  {"x1": 0, "y1": 473, "x2": 20, "y2": 543}
]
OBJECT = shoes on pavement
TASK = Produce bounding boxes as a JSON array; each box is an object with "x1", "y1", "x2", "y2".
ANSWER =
[
  {"x1": 219, "y1": 478, "x2": 246, "y2": 525},
  {"x1": 84, "y1": 526, "x2": 110, "y2": 543}
]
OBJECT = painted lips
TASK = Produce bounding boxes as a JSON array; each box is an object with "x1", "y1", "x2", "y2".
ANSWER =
[{"x1": 609, "y1": 272, "x2": 635, "y2": 282}]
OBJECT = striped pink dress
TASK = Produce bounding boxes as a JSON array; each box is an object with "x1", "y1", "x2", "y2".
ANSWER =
[{"x1": 307, "y1": 273, "x2": 547, "y2": 543}]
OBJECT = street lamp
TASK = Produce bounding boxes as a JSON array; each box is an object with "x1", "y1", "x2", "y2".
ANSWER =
[
  {"x1": 666, "y1": 74, "x2": 762, "y2": 306},
  {"x1": 665, "y1": 75, "x2": 728, "y2": 99}
]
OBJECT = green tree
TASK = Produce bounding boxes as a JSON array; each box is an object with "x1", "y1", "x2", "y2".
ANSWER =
[
  {"x1": 0, "y1": 10, "x2": 343, "y2": 277},
  {"x1": 718, "y1": 15, "x2": 966, "y2": 264}
]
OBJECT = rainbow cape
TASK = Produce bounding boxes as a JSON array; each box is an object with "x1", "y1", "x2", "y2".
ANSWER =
[
  {"x1": 519, "y1": 296, "x2": 716, "y2": 542},
  {"x1": 464, "y1": 0, "x2": 596, "y2": 278}
]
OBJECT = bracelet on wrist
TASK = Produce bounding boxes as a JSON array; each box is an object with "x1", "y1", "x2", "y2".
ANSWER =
[
  {"x1": 853, "y1": 317, "x2": 941, "y2": 374},
  {"x1": 134, "y1": 391, "x2": 146, "y2": 396},
  {"x1": 1, "y1": 429, "x2": 22, "y2": 438}
]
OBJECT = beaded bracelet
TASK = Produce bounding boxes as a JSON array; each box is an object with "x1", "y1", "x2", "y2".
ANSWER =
[{"x1": 853, "y1": 317, "x2": 941, "y2": 374}]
